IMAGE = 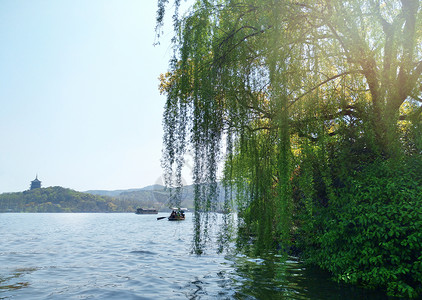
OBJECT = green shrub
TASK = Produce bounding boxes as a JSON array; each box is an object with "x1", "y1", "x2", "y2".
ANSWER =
[{"x1": 300, "y1": 157, "x2": 422, "y2": 298}]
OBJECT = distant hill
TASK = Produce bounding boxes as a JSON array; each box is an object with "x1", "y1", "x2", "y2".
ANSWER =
[
  {"x1": 139, "y1": 184, "x2": 167, "y2": 191},
  {"x1": 85, "y1": 184, "x2": 166, "y2": 196},
  {"x1": 84, "y1": 183, "x2": 227, "y2": 211},
  {"x1": 0, "y1": 183, "x2": 228, "y2": 213},
  {"x1": 83, "y1": 185, "x2": 170, "y2": 210},
  {"x1": 84, "y1": 188, "x2": 144, "y2": 197},
  {"x1": 0, "y1": 186, "x2": 135, "y2": 213}
]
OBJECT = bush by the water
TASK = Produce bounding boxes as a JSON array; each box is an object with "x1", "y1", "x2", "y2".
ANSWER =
[{"x1": 298, "y1": 158, "x2": 422, "y2": 298}]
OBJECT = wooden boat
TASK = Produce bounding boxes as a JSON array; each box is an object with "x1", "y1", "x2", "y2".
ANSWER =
[
  {"x1": 135, "y1": 208, "x2": 158, "y2": 214},
  {"x1": 168, "y1": 215, "x2": 185, "y2": 221},
  {"x1": 168, "y1": 209, "x2": 185, "y2": 221}
]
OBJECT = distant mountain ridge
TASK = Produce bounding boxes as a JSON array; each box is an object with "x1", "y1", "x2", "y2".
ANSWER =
[
  {"x1": 84, "y1": 183, "x2": 227, "y2": 211},
  {"x1": 0, "y1": 183, "x2": 227, "y2": 213},
  {"x1": 85, "y1": 184, "x2": 187, "y2": 209},
  {"x1": 85, "y1": 184, "x2": 165, "y2": 197}
]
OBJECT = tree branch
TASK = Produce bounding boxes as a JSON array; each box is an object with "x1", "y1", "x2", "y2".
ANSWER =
[{"x1": 289, "y1": 70, "x2": 362, "y2": 107}]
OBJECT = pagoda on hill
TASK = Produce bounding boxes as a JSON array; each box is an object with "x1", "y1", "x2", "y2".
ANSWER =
[{"x1": 30, "y1": 175, "x2": 41, "y2": 190}]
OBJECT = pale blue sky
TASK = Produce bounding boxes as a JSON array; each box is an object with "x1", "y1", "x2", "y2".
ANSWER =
[{"x1": 0, "y1": 0, "x2": 189, "y2": 193}]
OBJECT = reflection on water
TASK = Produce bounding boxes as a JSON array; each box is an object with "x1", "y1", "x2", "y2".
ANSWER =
[
  {"x1": 0, "y1": 213, "x2": 389, "y2": 299},
  {"x1": 0, "y1": 267, "x2": 35, "y2": 292},
  {"x1": 227, "y1": 254, "x2": 389, "y2": 300}
]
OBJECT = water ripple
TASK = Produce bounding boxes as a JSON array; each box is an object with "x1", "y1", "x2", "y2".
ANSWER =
[
  {"x1": 129, "y1": 250, "x2": 157, "y2": 255},
  {"x1": 0, "y1": 213, "x2": 389, "y2": 299}
]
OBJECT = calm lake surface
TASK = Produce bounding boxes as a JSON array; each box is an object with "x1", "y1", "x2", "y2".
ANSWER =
[{"x1": 0, "y1": 213, "x2": 388, "y2": 299}]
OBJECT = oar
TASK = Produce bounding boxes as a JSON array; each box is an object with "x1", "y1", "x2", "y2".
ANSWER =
[{"x1": 157, "y1": 216, "x2": 166, "y2": 220}]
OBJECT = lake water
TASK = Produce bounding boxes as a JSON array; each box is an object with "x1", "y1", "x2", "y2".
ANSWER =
[{"x1": 0, "y1": 213, "x2": 388, "y2": 299}]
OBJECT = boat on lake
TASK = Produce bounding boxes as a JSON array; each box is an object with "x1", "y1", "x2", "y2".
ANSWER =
[
  {"x1": 135, "y1": 208, "x2": 158, "y2": 214},
  {"x1": 168, "y1": 209, "x2": 185, "y2": 221}
]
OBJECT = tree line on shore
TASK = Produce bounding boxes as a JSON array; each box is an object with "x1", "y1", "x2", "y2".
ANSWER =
[{"x1": 0, "y1": 186, "x2": 166, "y2": 213}]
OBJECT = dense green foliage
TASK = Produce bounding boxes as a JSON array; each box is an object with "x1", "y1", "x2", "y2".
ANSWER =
[
  {"x1": 297, "y1": 158, "x2": 422, "y2": 297},
  {"x1": 0, "y1": 187, "x2": 134, "y2": 212},
  {"x1": 157, "y1": 0, "x2": 422, "y2": 296}
]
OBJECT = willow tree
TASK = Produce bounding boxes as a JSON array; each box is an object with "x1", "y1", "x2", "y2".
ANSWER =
[
  {"x1": 158, "y1": 0, "x2": 422, "y2": 253},
  {"x1": 159, "y1": 0, "x2": 300, "y2": 253}
]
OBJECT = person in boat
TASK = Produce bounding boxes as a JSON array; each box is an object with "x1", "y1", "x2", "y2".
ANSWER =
[{"x1": 170, "y1": 210, "x2": 176, "y2": 218}]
